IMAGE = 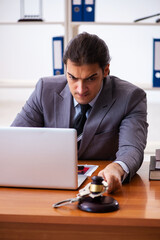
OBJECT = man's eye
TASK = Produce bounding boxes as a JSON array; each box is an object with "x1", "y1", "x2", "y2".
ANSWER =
[
  {"x1": 69, "y1": 75, "x2": 76, "y2": 80},
  {"x1": 87, "y1": 77, "x2": 96, "y2": 81}
]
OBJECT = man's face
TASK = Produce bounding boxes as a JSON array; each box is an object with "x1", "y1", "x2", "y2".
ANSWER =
[{"x1": 66, "y1": 59, "x2": 109, "y2": 104}]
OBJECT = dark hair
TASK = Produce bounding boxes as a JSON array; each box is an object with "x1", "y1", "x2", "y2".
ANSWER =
[{"x1": 63, "y1": 32, "x2": 111, "y2": 72}]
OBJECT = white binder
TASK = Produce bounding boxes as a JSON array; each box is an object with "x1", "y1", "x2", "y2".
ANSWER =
[
  {"x1": 52, "y1": 36, "x2": 64, "y2": 75},
  {"x1": 153, "y1": 39, "x2": 160, "y2": 87}
]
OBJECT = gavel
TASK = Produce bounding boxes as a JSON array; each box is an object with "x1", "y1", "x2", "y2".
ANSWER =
[{"x1": 78, "y1": 176, "x2": 119, "y2": 213}]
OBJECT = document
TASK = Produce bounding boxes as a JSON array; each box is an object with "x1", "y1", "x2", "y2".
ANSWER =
[{"x1": 78, "y1": 164, "x2": 99, "y2": 176}]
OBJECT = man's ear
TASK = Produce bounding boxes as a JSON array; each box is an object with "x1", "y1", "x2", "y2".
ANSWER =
[{"x1": 104, "y1": 64, "x2": 110, "y2": 77}]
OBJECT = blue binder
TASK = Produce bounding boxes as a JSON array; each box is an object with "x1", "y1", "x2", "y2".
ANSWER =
[
  {"x1": 52, "y1": 36, "x2": 64, "y2": 75},
  {"x1": 83, "y1": 0, "x2": 95, "y2": 22},
  {"x1": 72, "y1": 0, "x2": 83, "y2": 22},
  {"x1": 153, "y1": 39, "x2": 160, "y2": 87}
]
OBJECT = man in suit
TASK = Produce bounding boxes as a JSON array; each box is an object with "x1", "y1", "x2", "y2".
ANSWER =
[{"x1": 11, "y1": 32, "x2": 148, "y2": 193}]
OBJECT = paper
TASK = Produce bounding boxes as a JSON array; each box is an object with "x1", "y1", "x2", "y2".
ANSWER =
[{"x1": 78, "y1": 164, "x2": 99, "y2": 176}]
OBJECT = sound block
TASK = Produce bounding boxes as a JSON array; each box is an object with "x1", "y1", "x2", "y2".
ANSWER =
[{"x1": 78, "y1": 196, "x2": 119, "y2": 213}]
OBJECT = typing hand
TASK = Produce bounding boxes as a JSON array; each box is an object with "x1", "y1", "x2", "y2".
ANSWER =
[{"x1": 98, "y1": 162, "x2": 125, "y2": 193}]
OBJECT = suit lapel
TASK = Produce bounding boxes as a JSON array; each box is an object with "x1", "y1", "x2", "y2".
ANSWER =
[
  {"x1": 79, "y1": 76, "x2": 116, "y2": 157},
  {"x1": 55, "y1": 84, "x2": 72, "y2": 128}
]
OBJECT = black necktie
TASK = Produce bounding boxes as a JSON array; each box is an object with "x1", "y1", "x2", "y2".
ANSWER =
[{"x1": 73, "y1": 104, "x2": 91, "y2": 137}]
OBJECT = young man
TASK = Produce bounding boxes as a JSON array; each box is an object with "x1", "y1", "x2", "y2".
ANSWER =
[{"x1": 11, "y1": 32, "x2": 148, "y2": 193}]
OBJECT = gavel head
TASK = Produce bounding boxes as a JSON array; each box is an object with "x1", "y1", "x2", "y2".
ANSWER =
[{"x1": 89, "y1": 176, "x2": 104, "y2": 194}]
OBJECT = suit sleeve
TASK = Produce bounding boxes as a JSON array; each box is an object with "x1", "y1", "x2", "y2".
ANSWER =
[
  {"x1": 11, "y1": 79, "x2": 44, "y2": 127},
  {"x1": 115, "y1": 87, "x2": 148, "y2": 181}
]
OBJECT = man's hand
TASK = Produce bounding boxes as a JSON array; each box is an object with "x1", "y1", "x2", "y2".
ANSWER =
[{"x1": 98, "y1": 162, "x2": 125, "y2": 193}]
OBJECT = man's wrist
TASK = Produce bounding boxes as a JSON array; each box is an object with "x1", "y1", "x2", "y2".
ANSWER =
[{"x1": 114, "y1": 160, "x2": 129, "y2": 182}]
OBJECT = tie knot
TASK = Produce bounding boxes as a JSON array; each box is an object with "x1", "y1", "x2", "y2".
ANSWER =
[{"x1": 80, "y1": 104, "x2": 91, "y2": 114}]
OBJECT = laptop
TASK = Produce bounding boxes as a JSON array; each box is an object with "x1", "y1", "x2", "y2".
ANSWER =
[{"x1": 0, "y1": 127, "x2": 87, "y2": 190}]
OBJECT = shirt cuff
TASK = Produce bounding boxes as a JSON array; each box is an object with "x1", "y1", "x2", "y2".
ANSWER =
[{"x1": 114, "y1": 160, "x2": 129, "y2": 182}]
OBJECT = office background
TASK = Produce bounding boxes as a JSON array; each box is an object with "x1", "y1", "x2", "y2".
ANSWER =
[{"x1": 0, "y1": 0, "x2": 160, "y2": 155}]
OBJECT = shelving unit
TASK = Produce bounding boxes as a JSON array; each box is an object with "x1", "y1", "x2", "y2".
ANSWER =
[
  {"x1": 0, "y1": 20, "x2": 159, "y2": 48},
  {"x1": 0, "y1": 0, "x2": 160, "y2": 89}
]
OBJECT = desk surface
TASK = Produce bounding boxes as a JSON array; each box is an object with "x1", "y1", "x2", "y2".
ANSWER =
[{"x1": 0, "y1": 160, "x2": 160, "y2": 240}]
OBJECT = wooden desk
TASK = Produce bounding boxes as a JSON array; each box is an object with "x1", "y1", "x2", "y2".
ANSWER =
[{"x1": 0, "y1": 161, "x2": 160, "y2": 240}]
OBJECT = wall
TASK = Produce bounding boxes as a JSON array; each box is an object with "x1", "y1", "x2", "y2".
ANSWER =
[
  {"x1": 0, "y1": 0, "x2": 65, "y2": 83},
  {"x1": 0, "y1": 0, "x2": 160, "y2": 86}
]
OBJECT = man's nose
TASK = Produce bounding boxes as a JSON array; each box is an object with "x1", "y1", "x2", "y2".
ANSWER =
[{"x1": 77, "y1": 81, "x2": 86, "y2": 94}]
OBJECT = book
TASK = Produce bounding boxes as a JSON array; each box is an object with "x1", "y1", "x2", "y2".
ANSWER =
[
  {"x1": 155, "y1": 149, "x2": 160, "y2": 169},
  {"x1": 156, "y1": 149, "x2": 160, "y2": 160},
  {"x1": 155, "y1": 161, "x2": 160, "y2": 169},
  {"x1": 149, "y1": 156, "x2": 160, "y2": 180}
]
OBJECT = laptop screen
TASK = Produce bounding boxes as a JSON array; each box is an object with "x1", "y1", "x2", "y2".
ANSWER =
[{"x1": 0, "y1": 127, "x2": 85, "y2": 189}]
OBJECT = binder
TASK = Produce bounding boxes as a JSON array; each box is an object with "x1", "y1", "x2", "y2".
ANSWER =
[
  {"x1": 18, "y1": 0, "x2": 43, "y2": 22},
  {"x1": 83, "y1": 0, "x2": 95, "y2": 22},
  {"x1": 72, "y1": 0, "x2": 83, "y2": 22},
  {"x1": 52, "y1": 36, "x2": 64, "y2": 75},
  {"x1": 153, "y1": 39, "x2": 160, "y2": 87}
]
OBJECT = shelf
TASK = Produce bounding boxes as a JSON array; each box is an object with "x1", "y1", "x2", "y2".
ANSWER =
[
  {"x1": 69, "y1": 21, "x2": 160, "y2": 38},
  {"x1": 144, "y1": 87, "x2": 160, "y2": 91},
  {"x1": 71, "y1": 21, "x2": 160, "y2": 26},
  {"x1": 1, "y1": 21, "x2": 159, "y2": 27},
  {"x1": 0, "y1": 21, "x2": 64, "y2": 26},
  {"x1": 0, "y1": 80, "x2": 36, "y2": 88},
  {"x1": 0, "y1": 79, "x2": 160, "y2": 90}
]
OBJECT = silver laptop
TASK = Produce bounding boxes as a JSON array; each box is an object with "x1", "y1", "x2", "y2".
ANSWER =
[{"x1": 0, "y1": 127, "x2": 87, "y2": 189}]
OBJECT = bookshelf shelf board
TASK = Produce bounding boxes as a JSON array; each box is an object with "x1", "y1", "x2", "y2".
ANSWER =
[
  {"x1": 0, "y1": 21, "x2": 64, "y2": 26},
  {"x1": 71, "y1": 22, "x2": 160, "y2": 27},
  {"x1": 0, "y1": 80, "x2": 160, "y2": 90}
]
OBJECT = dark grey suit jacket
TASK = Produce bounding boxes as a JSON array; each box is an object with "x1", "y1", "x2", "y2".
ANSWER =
[{"x1": 11, "y1": 75, "x2": 148, "y2": 181}]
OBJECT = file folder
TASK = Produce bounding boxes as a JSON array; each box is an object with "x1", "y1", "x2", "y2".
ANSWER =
[
  {"x1": 83, "y1": 0, "x2": 95, "y2": 22},
  {"x1": 153, "y1": 39, "x2": 160, "y2": 87},
  {"x1": 52, "y1": 36, "x2": 64, "y2": 75},
  {"x1": 72, "y1": 0, "x2": 83, "y2": 22}
]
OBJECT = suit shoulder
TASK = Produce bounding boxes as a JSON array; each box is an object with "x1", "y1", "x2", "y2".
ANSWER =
[
  {"x1": 36, "y1": 75, "x2": 67, "y2": 92},
  {"x1": 109, "y1": 76, "x2": 145, "y2": 95}
]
